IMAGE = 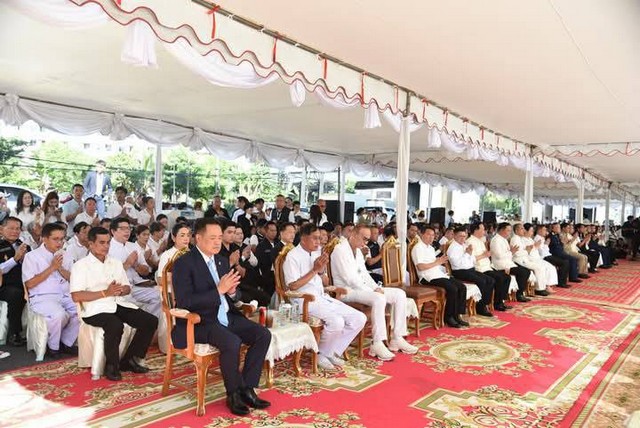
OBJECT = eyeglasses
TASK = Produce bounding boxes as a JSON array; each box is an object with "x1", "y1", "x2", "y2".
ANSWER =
[{"x1": 117, "y1": 226, "x2": 132, "y2": 231}]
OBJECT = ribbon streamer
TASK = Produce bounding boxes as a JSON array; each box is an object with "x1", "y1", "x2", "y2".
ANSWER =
[{"x1": 207, "y1": 5, "x2": 221, "y2": 40}]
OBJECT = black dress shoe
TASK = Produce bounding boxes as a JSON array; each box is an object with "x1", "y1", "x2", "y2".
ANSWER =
[
  {"x1": 445, "y1": 316, "x2": 462, "y2": 328},
  {"x1": 46, "y1": 348, "x2": 63, "y2": 359},
  {"x1": 104, "y1": 364, "x2": 122, "y2": 381},
  {"x1": 588, "y1": 268, "x2": 597, "y2": 274},
  {"x1": 534, "y1": 290, "x2": 550, "y2": 296},
  {"x1": 61, "y1": 343, "x2": 79, "y2": 355},
  {"x1": 516, "y1": 293, "x2": 531, "y2": 303},
  {"x1": 578, "y1": 274, "x2": 590, "y2": 279},
  {"x1": 226, "y1": 391, "x2": 250, "y2": 416},
  {"x1": 120, "y1": 358, "x2": 150, "y2": 374},
  {"x1": 476, "y1": 308, "x2": 494, "y2": 317},
  {"x1": 239, "y1": 387, "x2": 271, "y2": 409},
  {"x1": 569, "y1": 278, "x2": 582, "y2": 283},
  {"x1": 455, "y1": 316, "x2": 470, "y2": 327},
  {"x1": 494, "y1": 305, "x2": 508, "y2": 312},
  {"x1": 556, "y1": 284, "x2": 571, "y2": 288},
  {"x1": 9, "y1": 334, "x2": 25, "y2": 347}
]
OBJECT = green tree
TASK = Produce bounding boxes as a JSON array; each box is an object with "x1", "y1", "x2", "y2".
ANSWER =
[
  {"x1": 480, "y1": 191, "x2": 521, "y2": 217},
  {"x1": 33, "y1": 141, "x2": 92, "y2": 193},
  {"x1": 107, "y1": 152, "x2": 149, "y2": 194},
  {"x1": 0, "y1": 137, "x2": 36, "y2": 188}
]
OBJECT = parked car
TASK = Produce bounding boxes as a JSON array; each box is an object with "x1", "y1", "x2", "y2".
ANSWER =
[{"x1": 0, "y1": 183, "x2": 43, "y2": 212}]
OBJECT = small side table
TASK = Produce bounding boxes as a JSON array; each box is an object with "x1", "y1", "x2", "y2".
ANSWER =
[{"x1": 264, "y1": 322, "x2": 319, "y2": 388}]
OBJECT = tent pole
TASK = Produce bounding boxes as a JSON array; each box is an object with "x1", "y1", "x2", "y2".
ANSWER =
[
  {"x1": 154, "y1": 145, "x2": 163, "y2": 213},
  {"x1": 523, "y1": 156, "x2": 534, "y2": 222},
  {"x1": 395, "y1": 93, "x2": 412, "y2": 274},
  {"x1": 576, "y1": 181, "x2": 585, "y2": 223},
  {"x1": 604, "y1": 185, "x2": 611, "y2": 240},
  {"x1": 338, "y1": 167, "x2": 345, "y2": 222},
  {"x1": 620, "y1": 193, "x2": 626, "y2": 225},
  {"x1": 300, "y1": 166, "x2": 308, "y2": 207}
]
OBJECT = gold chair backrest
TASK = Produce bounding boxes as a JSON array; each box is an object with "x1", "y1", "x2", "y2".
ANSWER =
[
  {"x1": 381, "y1": 236, "x2": 403, "y2": 287},
  {"x1": 274, "y1": 243, "x2": 295, "y2": 303},
  {"x1": 324, "y1": 237, "x2": 341, "y2": 286},
  {"x1": 161, "y1": 247, "x2": 190, "y2": 323},
  {"x1": 440, "y1": 240, "x2": 453, "y2": 275},
  {"x1": 407, "y1": 237, "x2": 420, "y2": 286}
]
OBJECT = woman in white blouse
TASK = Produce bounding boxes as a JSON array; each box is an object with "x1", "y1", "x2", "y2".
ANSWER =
[
  {"x1": 10, "y1": 190, "x2": 42, "y2": 230},
  {"x1": 156, "y1": 223, "x2": 192, "y2": 284},
  {"x1": 40, "y1": 191, "x2": 65, "y2": 225}
]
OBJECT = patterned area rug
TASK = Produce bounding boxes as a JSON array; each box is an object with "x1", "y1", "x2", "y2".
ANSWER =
[
  {"x1": 550, "y1": 260, "x2": 640, "y2": 309},
  {"x1": 1, "y1": 263, "x2": 639, "y2": 427}
]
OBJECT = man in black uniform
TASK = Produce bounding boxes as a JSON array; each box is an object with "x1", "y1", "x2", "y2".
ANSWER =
[{"x1": 0, "y1": 217, "x2": 30, "y2": 346}]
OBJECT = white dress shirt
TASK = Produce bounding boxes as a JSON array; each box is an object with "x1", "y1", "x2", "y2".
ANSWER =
[
  {"x1": 330, "y1": 240, "x2": 378, "y2": 291},
  {"x1": 283, "y1": 244, "x2": 325, "y2": 298},
  {"x1": 411, "y1": 240, "x2": 448, "y2": 282},
  {"x1": 535, "y1": 235, "x2": 552, "y2": 258},
  {"x1": 108, "y1": 239, "x2": 150, "y2": 285},
  {"x1": 510, "y1": 235, "x2": 530, "y2": 265},
  {"x1": 466, "y1": 235, "x2": 491, "y2": 273},
  {"x1": 64, "y1": 236, "x2": 89, "y2": 263},
  {"x1": 22, "y1": 245, "x2": 74, "y2": 297},
  {"x1": 62, "y1": 198, "x2": 83, "y2": 237},
  {"x1": 107, "y1": 202, "x2": 138, "y2": 220},
  {"x1": 446, "y1": 240, "x2": 475, "y2": 271},
  {"x1": 70, "y1": 253, "x2": 138, "y2": 318},
  {"x1": 137, "y1": 209, "x2": 155, "y2": 226},
  {"x1": 76, "y1": 211, "x2": 99, "y2": 226},
  {"x1": 490, "y1": 234, "x2": 516, "y2": 270}
]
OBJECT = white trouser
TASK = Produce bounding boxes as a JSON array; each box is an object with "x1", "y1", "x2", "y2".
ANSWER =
[
  {"x1": 516, "y1": 259, "x2": 548, "y2": 290},
  {"x1": 341, "y1": 287, "x2": 408, "y2": 342},
  {"x1": 30, "y1": 294, "x2": 79, "y2": 350},
  {"x1": 541, "y1": 259, "x2": 558, "y2": 287},
  {"x1": 305, "y1": 295, "x2": 367, "y2": 357}
]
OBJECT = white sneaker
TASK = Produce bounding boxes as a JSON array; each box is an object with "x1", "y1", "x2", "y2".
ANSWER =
[
  {"x1": 388, "y1": 337, "x2": 419, "y2": 354},
  {"x1": 317, "y1": 354, "x2": 337, "y2": 371},
  {"x1": 328, "y1": 354, "x2": 346, "y2": 367},
  {"x1": 368, "y1": 341, "x2": 395, "y2": 361}
]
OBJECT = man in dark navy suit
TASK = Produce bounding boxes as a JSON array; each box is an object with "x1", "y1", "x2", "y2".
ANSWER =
[
  {"x1": 172, "y1": 217, "x2": 272, "y2": 416},
  {"x1": 548, "y1": 222, "x2": 581, "y2": 283}
]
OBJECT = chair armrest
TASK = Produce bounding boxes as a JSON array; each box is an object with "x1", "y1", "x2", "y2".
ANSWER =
[
  {"x1": 169, "y1": 308, "x2": 201, "y2": 359},
  {"x1": 285, "y1": 291, "x2": 315, "y2": 322}
]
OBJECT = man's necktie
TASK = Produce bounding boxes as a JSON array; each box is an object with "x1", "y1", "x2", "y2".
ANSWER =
[{"x1": 207, "y1": 258, "x2": 228, "y2": 327}]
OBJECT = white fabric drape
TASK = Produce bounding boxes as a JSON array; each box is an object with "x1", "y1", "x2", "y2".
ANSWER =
[
  {"x1": 289, "y1": 80, "x2": 306, "y2": 107},
  {"x1": 383, "y1": 110, "x2": 423, "y2": 133},
  {"x1": 5, "y1": 0, "x2": 108, "y2": 29},
  {"x1": 121, "y1": 20, "x2": 158, "y2": 68},
  {"x1": 165, "y1": 39, "x2": 278, "y2": 89}
]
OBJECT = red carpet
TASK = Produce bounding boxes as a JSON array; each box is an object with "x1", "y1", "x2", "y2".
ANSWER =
[
  {"x1": 1, "y1": 262, "x2": 639, "y2": 427},
  {"x1": 551, "y1": 260, "x2": 640, "y2": 309}
]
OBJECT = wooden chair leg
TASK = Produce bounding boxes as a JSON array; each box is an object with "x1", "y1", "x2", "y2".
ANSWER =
[
  {"x1": 311, "y1": 351, "x2": 318, "y2": 375},
  {"x1": 358, "y1": 330, "x2": 365, "y2": 358},
  {"x1": 162, "y1": 351, "x2": 173, "y2": 396},
  {"x1": 194, "y1": 359, "x2": 210, "y2": 417},
  {"x1": 292, "y1": 349, "x2": 303, "y2": 377},
  {"x1": 264, "y1": 360, "x2": 274, "y2": 388}
]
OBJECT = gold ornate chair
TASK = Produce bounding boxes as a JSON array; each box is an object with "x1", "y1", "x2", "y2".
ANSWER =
[
  {"x1": 407, "y1": 238, "x2": 445, "y2": 328},
  {"x1": 273, "y1": 243, "x2": 319, "y2": 377},
  {"x1": 381, "y1": 237, "x2": 443, "y2": 336},
  {"x1": 160, "y1": 249, "x2": 253, "y2": 416}
]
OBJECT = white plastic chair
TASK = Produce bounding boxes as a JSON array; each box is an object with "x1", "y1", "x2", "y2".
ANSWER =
[
  {"x1": 0, "y1": 301, "x2": 8, "y2": 345},
  {"x1": 77, "y1": 317, "x2": 135, "y2": 380}
]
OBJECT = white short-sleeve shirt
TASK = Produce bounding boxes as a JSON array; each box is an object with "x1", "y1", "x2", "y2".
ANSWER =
[
  {"x1": 70, "y1": 253, "x2": 138, "y2": 318},
  {"x1": 411, "y1": 240, "x2": 448, "y2": 282}
]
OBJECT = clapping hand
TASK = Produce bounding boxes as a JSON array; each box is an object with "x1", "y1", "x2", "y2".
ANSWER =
[
  {"x1": 438, "y1": 255, "x2": 449, "y2": 265},
  {"x1": 229, "y1": 250, "x2": 240, "y2": 267},
  {"x1": 313, "y1": 252, "x2": 329, "y2": 273},
  {"x1": 242, "y1": 245, "x2": 252, "y2": 259},
  {"x1": 125, "y1": 251, "x2": 138, "y2": 267},
  {"x1": 14, "y1": 243, "x2": 28, "y2": 262},
  {"x1": 361, "y1": 245, "x2": 370, "y2": 256},
  {"x1": 510, "y1": 245, "x2": 519, "y2": 254},
  {"x1": 51, "y1": 253, "x2": 64, "y2": 271},
  {"x1": 218, "y1": 269, "x2": 241, "y2": 295},
  {"x1": 465, "y1": 245, "x2": 473, "y2": 254}
]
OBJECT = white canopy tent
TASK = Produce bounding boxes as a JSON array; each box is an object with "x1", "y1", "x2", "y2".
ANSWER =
[{"x1": 1, "y1": 0, "x2": 639, "y2": 254}]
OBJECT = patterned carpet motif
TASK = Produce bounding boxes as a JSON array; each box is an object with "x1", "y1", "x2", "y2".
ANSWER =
[{"x1": 1, "y1": 261, "x2": 639, "y2": 427}]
